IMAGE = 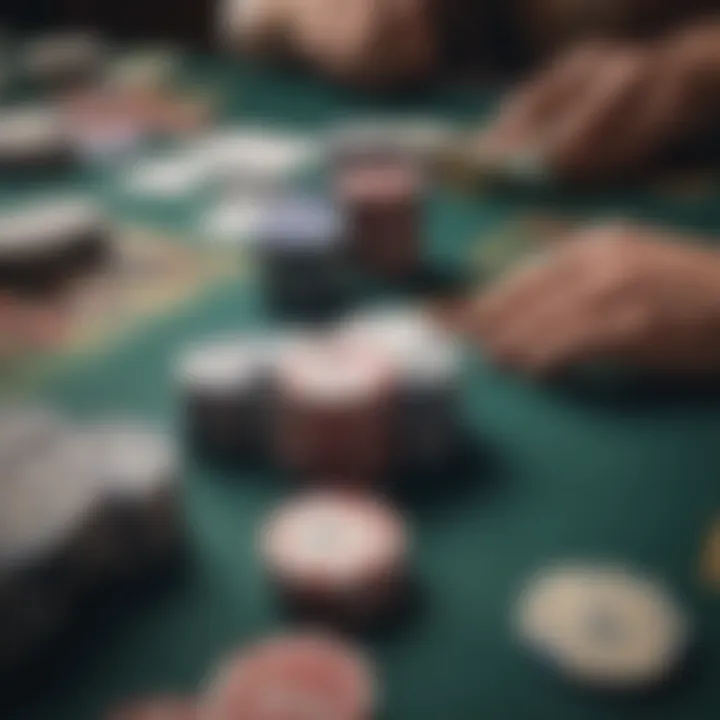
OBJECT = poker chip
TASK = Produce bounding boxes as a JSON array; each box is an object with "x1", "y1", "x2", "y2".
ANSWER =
[
  {"x1": 106, "y1": 696, "x2": 198, "y2": 720},
  {"x1": 197, "y1": 128, "x2": 318, "y2": 188},
  {"x1": 0, "y1": 430, "x2": 98, "y2": 668},
  {"x1": 71, "y1": 421, "x2": 185, "y2": 582},
  {"x1": 261, "y1": 490, "x2": 409, "y2": 618},
  {"x1": 515, "y1": 564, "x2": 691, "y2": 690},
  {"x1": 339, "y1": 305, "x2": 463, "y2": 471},
  {"x1": 126, "y1": 153, "x2": 209, "y2": 199},
  {"x1": 257, "y1": 193, "x2": 349, "y2": 320},
  {"x1": 274, "y1": 334, "x2": 395, "y2": 479},
  {"x1": 204, "y1": 633, "x2": 376, "y2": 720},
  {"x1": 200, "y1": 194, "x2": 268, "y2": 247},
  {"x1": 339, "y1": 305, "x2": 444, "y2": 368},
  {"x1": 335, "y1": 155, "x2": 425, "y2": 277},
  {"x1": 176, "y1": 335, "x2": 275, "y2": 460},
  {"x1": 0, "y1": 106, "x2": 75, "y2": 171},
  {"x1": 21, "y1": 31, "x2": 105, "y2": 87},
  {"x1": 0, "y1": 197, "x2": 112, "y2": 289},
  {"x1": 0, "y1": 403, "x2": 65, "y2": 469}
]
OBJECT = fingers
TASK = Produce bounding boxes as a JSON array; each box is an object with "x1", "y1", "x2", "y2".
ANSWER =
[
  {"x1": 544, "y1": 49, "x2": 650, "y2": 179},
  {"x1": 477, "y1": 40, "x2": 688, "y2": 182},
  {"x1": 481, "y1": 43, "x2": 613, "y2": 154},
  {"x1": 467, "y1": 230, "x2": 643, "y2": 374}
]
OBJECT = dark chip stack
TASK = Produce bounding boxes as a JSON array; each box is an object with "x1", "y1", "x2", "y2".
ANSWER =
[
  {"x1": 70, "y1": 422, "x2": 185, "y2": 585},
  {"x1": 177, "y1": 336, "x2": 275, "y2": 462},
  {"x1": 0, "y1": 427, "x2": 97, "y2": 671},
  {"x1": 0, "y1": 108, "x2": 76, "y2": 174},
  {"x1": 0, "y1": 199, "x2": 113, "y2": 292},
  {"x1": 257, "y1": 194, "x2": 350, "y2": 321},
  {"x1": 335, "y1": 155, "x2": 425, "y2": 279}
]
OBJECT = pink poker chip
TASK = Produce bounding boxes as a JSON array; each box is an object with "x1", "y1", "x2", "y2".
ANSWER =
[
  {"x1": 204, "y1": 633, "x2": 376, "y2": 720},
  {"x1": 336, "y1": 161, "x2": 423, "y2": 205},
  {"x1": 276, "y1": 335, "x2": 395, "y2": 408},
  {"x1": 261, "y1": 490, "x2": 409, "y2": 605},
  {"x1": 273, "y1": 336, "x2": 396, "y2": 479}
]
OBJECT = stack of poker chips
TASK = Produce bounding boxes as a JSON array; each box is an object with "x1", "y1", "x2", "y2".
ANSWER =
[
  {"x1": 0, "y1": 107, "x2": 77, "y2": 174},
  {"x1": 177, "y1": 304, "x2": 464, "y2": 627},
  {"x1": 178, "y1": 304, "x2": 465, "y2": 480},
  {"x1": 273, "y1": 332, "x2": 395, "y2": 480},
  {"x1": 0, "y1": 405, "x2": 185, "y2": 673},
  {"x1": 176, "y1": 335, "x2": 277, "y2": 461},
  {"x1": 256, "y1": 194, "x2": 351, "y2": 322},
  {"x1": 334, "y1": 152, "x2": 426, "y2": 279},
  {"x1": 0, "y1": 197, "x2": 114, "y2": 292},
  {"x1": 339, "y1": 305, "x2": 465, "y2": 475},
  {"x1": 261, "y1": 490, "x2": 410, "y2": 624},
  {"x1": 69, "y1": 421, "x2": 185, "y2": 584}
]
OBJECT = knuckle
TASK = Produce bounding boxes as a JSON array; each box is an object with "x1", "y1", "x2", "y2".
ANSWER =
[{"x1": 615, "y1": 302, "x2": 658, "y2": 340}]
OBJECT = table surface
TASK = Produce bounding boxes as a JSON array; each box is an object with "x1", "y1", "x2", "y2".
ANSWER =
[{"x1": 2, "y1": 49, "x2": 720, "y2": 720}]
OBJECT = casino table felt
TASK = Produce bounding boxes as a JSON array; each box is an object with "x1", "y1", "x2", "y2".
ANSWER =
[{"x1": 1, "y1": 47, "x2": 720, "y2": 720}]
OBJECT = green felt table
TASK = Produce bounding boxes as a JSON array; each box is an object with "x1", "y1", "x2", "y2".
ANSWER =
[{"x1": 3, "y1": 49, "x2": 720, "y2": 720}]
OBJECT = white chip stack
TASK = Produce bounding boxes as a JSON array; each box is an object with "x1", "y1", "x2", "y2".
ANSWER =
[
  {"x1": 0, "y1": 196, "x2": 111, "y2": 289},
  {"x1": 0, "y1": 106, "x2": 74, "y2": 170},
  {"x1": 340, "y1": 305, "x2": 465, "y2": 473},
  {"x1": 0, "y1": 426, "x2": 97, "y2": 669},
  {"x1": 72, "y1": 422, "x2": 184, "y2": 581}
]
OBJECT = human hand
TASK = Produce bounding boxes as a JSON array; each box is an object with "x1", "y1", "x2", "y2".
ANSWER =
[
  {"x1": 464, "y1": 225, "x2": 720, "y2": 375},
  {"x1": 475, "y1": 27, "x2": 720, "y2": 183}
]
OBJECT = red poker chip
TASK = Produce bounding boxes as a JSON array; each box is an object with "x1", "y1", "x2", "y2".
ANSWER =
[
  {"x1": 106, "y1": 696, "x2": 198, "y2": 720},
  {"x1": 274, "y1": 336, "x2": 396, "y2": 479},
  {"x1": 204, "y1": 633, "x2": 375, "y2": 720},
  {"x1": 335, "y1": 160, "x2": 423, "y2": 277},
  {"x1": 276, "y1": 335, "x2": 395, "y2": 406},
  {"x1": 261, "y1": 491, "x2": 409, "y2": 613},
  {"x1": 335, "y1": 161, "x2": 423, "y2": 205}
]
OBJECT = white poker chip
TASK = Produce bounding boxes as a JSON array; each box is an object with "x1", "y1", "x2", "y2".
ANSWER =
[
  {"x1": 340, "y1": 305, "x2": 459, "y2": 381},
  {"x1": 200, "y1": 195, "x2": 267, "y2": 246},
  {"x1": 81, "y1": 422, "x2": 178, "y2": 499},
  {"x1": 0, "y1": 431, "x2": 99, "y2": 569},
  {"x1": 0, "y1": 107, "x2": 70, "y2": 161},
  {"x1": 196, "y1": 127, "x2": 318, "y2": 186},
  {"x1": 515, "y1": 564, "x2": 690, "y2": 689},
  {"x1": 261, "y1": 491, "x2": 408, "y2": 591},
  {"x1": 276, "y1": 335, "x2": 394, "y2": 407},
  {"x1": 176, "y1": 336, "x2": 273, "y2": 394},
  {"x1": 125, "y1": 153, "x2": 209, "y2": 198},
  {"x1": 0, "y1": 404, "x2": 65, "y2": 467},
  {"x1": 0, "y1": 197, "x2": 104, "y2": 254},
  {"x1": 21, "y1": 31, "x2": 104, "y2": 81}
]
